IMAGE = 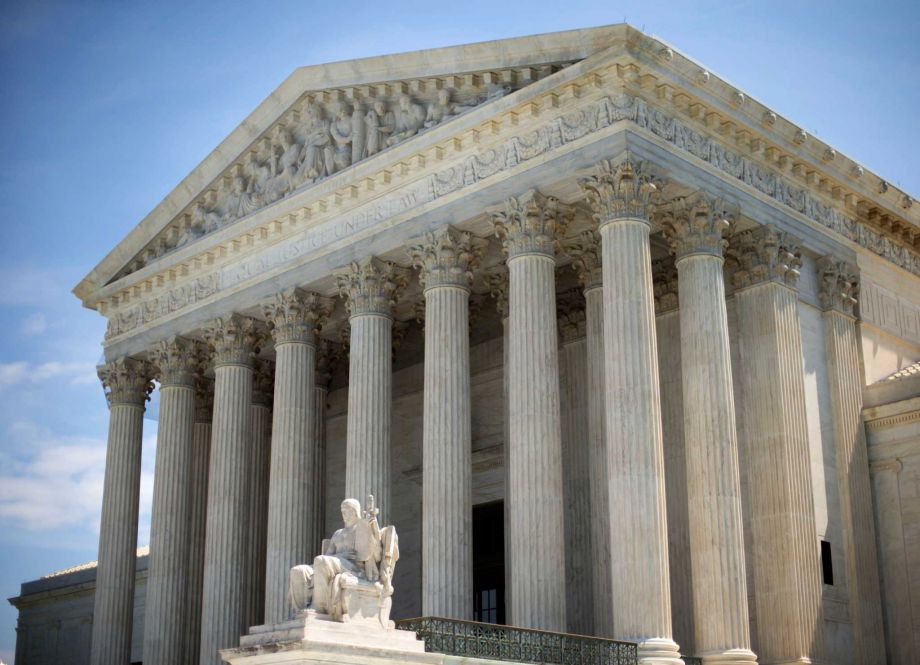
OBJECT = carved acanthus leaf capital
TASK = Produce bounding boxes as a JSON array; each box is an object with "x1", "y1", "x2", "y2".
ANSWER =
[
  {"x1": 485, "y1": 268, "x2": 509, "y2": 319},
  {"x1": 557, "y1": 288, "x2": 587, "y2": 342},
  {"x1": 407, "y1": 226, "x2": 485, "y2": 291},
  {"x1": 490, "y1": 190, "x2": 573, "y2": 259},
  {"x1": 660, "y1": 193, "x2": 735, "y2": 260},
  {"x1": 335, "y1": 257, "x2": 409, "y2": 318},
  {"x1": 817, "y1": 256, "x2": 859, "y2": 315},
  {"x1": 149, "y1": 336, "x2": 201, "y2": 388},
  {"x1": 252, "y1": 359, "x2": 275, "y2": 407},
  {"x1": 728, "y1": 224, "x2": 802, "y2": 290},
  {"x1": 652, "y1": 258, "x2": 680, "y2": 314},
  {"x1": 98, "y1": 357, "x2": 154, "y2": 407},
  {"x1": 263, "y1": 288, "x2": 333, "y2": 345},
  {"x1": 578, "y1": 158, "x2": 659, "y2": 226},
  {"x1": 564, "y1": 229, "x2": 603, "y2": 291},
  {"x1": 202, "y1": 314, "x2": 262, "y2": 368}
]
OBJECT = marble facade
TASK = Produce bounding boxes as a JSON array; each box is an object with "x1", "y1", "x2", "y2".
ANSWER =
[{"x1": 10, "y1": 23, "x2": 920, "y2": 665}]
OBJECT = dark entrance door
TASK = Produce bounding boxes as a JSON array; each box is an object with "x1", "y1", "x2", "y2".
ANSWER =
[{"x1": 472, "y1": 500, "x2": 505, "y2": 624}]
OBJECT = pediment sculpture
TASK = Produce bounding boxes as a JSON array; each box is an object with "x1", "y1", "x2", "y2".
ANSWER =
[{"x1": 289, "y1": 495, "x2": 399, "y2": 629}]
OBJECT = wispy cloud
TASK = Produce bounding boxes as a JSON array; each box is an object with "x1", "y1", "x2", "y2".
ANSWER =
[{"x1": 0, "y1": 360, "x2": 97, "y2": 390}]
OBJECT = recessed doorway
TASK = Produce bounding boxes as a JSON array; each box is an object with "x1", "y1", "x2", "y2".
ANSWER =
[{"x1": 472, "y1": 500, "x2": 505, "y2": 624}]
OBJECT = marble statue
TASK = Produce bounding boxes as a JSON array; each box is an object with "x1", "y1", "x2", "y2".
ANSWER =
[
  {"x1": 289, "y1": 496, "x2": 399, "y2": 628},
  {"x1": 388, "y1": 94, "x2": 426, "y2": 146},
  {"x1": 424, "y1": 88, "x2": 476, "y2": 128},
  {"x1": 300, "y1": 103, "x2": 333, "y2": 183},
  {"x1": 364, "y1": 100, "x2": 394, "y2": 157},
  {"x1": 329, "y1": 101, "x2": 355, "y2": 173}
]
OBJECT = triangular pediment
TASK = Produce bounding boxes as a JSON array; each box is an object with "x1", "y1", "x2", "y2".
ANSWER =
[{"x1": 74, "y1": 24, "x2": 630, "y2": 301}]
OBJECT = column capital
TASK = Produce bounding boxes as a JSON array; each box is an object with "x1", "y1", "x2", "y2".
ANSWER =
[
  {"x1": 149, "y1": 336, "x2": 202, "y2": 388},
  {"x1": 485, "y1": 267, "x2": 509, "y2": 319},
  {"x1": 578, "y1": 158, "x2": 659, "y2": 227},
  {"x1": 490, "y1": 189, "x2": 573, "y2": 259},
  {"x1": 652, "y1": 258, "x2": 680, "y2": 315},
  {"x1": 202, "y1": 314, "x2": 262, "y2": 368},
  {"x1": 98, "y1": 357, "x2": 153, "y2": 407},
  {"x1": 335, "y1": 256, "x2": 408, "y2": 318},
  {"x1": 315, "y1": 338, "x2": 344, "y2": 389},
  {"x1": 564, "y1": 229, "x2": 603, "y2": 291},
  {"x1": 728, "y1": 224, "x2": 802, "y2": 291},
  {"x1": 263, "y1": 288, "x2": 333, "y2": 345},
  {"x1": 195, "y1": 376, "x2": 214, "y2": 423},
  {"x1": 660, "y1": 192, "x2": 735, "y2": 261},
  {"x1": 817, "y1": 256, "x2": 859, "y2": 316},
  {"x1": 407, "y1": 225, "x2": 484, "y2": 291},
  {"x1": 252, "y1": 359, "x2": 274, "y2": 407},
  {"x1": 557, "y1": 289, "x2": 587, "y2": 343}
]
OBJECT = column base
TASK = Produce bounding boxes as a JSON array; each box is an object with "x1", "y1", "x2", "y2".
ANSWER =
[
  {"x1": 699, "y1": 648, "x2": 759, "y2": 664},
  {"x1": 638, "y1": 637, "x2": 683, "y2": 664}
]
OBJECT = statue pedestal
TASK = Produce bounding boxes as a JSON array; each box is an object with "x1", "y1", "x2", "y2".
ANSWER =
[{"x1": 220, "y1": 610, "x2": 425, "y2": 664}]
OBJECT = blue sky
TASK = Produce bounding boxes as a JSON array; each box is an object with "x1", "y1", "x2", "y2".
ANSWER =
[{"x1": 0, "y1": 0, "x2": 917, "y2": 659}]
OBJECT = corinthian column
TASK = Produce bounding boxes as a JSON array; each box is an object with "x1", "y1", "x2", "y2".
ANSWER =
[
  {"x1": 566, "y1": 230, "x2": 612, "y2": 636},
  {"x1": 730, "y1": 226, "x2": 824, "y2": 664},
  {"x1": 408, "y1": 225, "x2": 482, "y2": 619},
  {"x1": 661, "y1": 194, "x2": 755, "y2": 664},
  {"x1": 262, "y1": 289, "x2": 332, "y2": 624},
  {"x1": 557, "y1": 292, "x2": 594, "y2": 636},
  {"x1": 91, "y1": 357, "x2": 151, "y2": 665},
  {"x1": 185, "y1": 375, "x2": 212, "y2": 665},
  {"x1": 491, "y1": 190, "x2": 571, "y2": 630},
  {"x1": 335, "y1": 257, "x2": 408, "y2": 524},
  {"x1": 579, "y1": 160, "x2": 679, "y2": 663},
  {"x1": 199, "y1": 315, "x2": 259, "y2": 665},
  {"x1": 144, "y1": 338, "x2": 199, "y2": 665},
  {"x1": 818, "y1": 257, "x2": 886, "y2": 664},
  {"x1": 245, "y1": 359, "x2": 273, "y2": 628}
]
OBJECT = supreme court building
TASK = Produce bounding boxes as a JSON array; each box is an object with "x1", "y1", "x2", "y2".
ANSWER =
[{"x1": 9, "y1": 24, "x2": 920, "y2": 665}]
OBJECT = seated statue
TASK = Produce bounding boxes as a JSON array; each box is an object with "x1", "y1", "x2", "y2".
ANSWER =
[{"x1": 289, "y1": 496, "x2": 399, "y2": 629}]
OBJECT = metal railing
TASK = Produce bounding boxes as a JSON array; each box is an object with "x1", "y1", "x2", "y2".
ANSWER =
[{"x1": 395, "y1": 616, "x2": 638, "y2": 664}]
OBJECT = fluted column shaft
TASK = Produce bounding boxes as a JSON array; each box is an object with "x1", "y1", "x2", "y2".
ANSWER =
[
  {"x1": 184, "y1": 381, "x2": 212, "y2": 665},
  {"x1": 675, "y1": 249, "x2": 754, "y2": 664},
  {"x1": 818, "y1": 258, "x2": 886, "y2": 664},
  {"x1": 600, "y1": 219, "x2": 677, "y2": 661},
  {"x1": 144, "y1": 339, "x2": 199, "y2": 665},
  {"x1": 91, "y1": 358, "x2": 149, "y2": 665},
  {"x1": 199, "y1": 316, "x2": 257, "y2": 665},
  {"x1": 731, "y1": 230, "x2": 824, "y2": 665},
  {"x1": 585, "y1": 284, "x2": 612, "y2": 635},
  {"x1": 245, "y1": 374, "x2": 272, "y2": 628},
  {"x1": 312, "y1": 381, "x2": 329, "y2": 554},
  {"x1": 558, "y1": 313, "x2": 594, "y2": 636}
]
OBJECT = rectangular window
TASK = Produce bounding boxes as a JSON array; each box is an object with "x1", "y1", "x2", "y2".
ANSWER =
[{"x1": 821, "y1": 540, "x2": 834, "y2": 585}]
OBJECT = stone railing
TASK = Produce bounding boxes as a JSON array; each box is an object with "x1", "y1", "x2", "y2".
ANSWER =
[{"x1": 395, "y1": 616, "x2": 638, "y2": 664}]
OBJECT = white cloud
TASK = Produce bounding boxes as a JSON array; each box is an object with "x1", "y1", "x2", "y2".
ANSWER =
[
  {"x1": 19, "y1": 312, "x2": 47, "y2": 337},
  {"x1": 0, "y1": 360, "x2": 97, "y2": 390}
]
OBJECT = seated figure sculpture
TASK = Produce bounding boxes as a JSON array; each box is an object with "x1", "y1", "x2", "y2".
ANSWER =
[{"x1": 289, "y1": 496, "x2": 399, "y2": 629}]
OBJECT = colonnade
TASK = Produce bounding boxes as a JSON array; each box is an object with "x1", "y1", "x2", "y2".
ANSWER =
[{"x1": 90, "y1": 157, "x2": 880, "y2": 665}]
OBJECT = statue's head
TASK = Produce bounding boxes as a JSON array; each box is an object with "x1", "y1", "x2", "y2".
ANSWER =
[
  {"x1": 340, "y1": 498, "x2": 361, "y2": 526},
  {"x1": 374, "y1": 100, "x2": 386, "y2": 115},
  {"x1": 438, "y1": 88, "x2": 450, "y2": 104},
  {"x1": 398, "y1": 94, "x2": 411, "y2": 110}
]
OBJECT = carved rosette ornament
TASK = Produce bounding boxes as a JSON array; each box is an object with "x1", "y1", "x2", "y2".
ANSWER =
[
  {"x1": 660, "y1": 193, "x2": 735, "y2": 260},
  {"x1": 729, "y1": 224, "x2": 802, "y2": 290},
  {"x1": 485, "y1": 268, "x2": 509, "y2": 319},
  {"x1": 195, "y1": 376, "x2": 215, "y2": 423},
  {"x1": 490, "y1": 190, "x2": 573, "y2": 259},
  {"x1": 149, "y1": 336, "x2": 201, "y2": 388},
  {"x1": 564, "y1": 229, "x2": 603, "y2": 291},
  {"x1": 334, "y1": 257, "x2": 409, "y2": 318},
  {"x1": 817, "y1": 257, "x2": 859, "y2": 316},
  {"x1": 98, "y1": 357, "x2": 154, "y2": 407},
  {"x1": 557, "y1": 289, "x2": 587, "y2": 342},
  {"x1": 263, "y1": 288, "x2": 333, "y2": 345},
  {"x1": 652, "y1": 258, "x2": 680, "y2": 314},
  {"x1": 407, "y1": 226, "x2": 484, "y2": 291},
  {"x1": 578, "y1": 158, "x2": 659, "y2": 226},
  {"x1": 202, "y1": 314, "x2": 262, "y2": 368}
]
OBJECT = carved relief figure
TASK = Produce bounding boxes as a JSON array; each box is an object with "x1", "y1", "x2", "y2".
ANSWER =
[
  {"x1": 266, "y1": 129, "x2": 303, "y2": 202},
  {"x1": 424, "y1": 88, "x2": 476, "y2": 128},
  {"x1": 388, "y1": 94, "x2": 425, "y2": 145},
  {"x1": 300, "y1": 103, "x2": 333, "y2": 182},
  {"x1": 289, "y1": 496, "x2": 399, "y2": 627},
  {"x1": 329, "y1": 101, "x2": 355, "y2": 173},
  {"x1": 351, "y1": 102, "x2": 366, "y2": 165},
  {"x1": 364, "y1": 100, "x2": 394, "y2": 157}
]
